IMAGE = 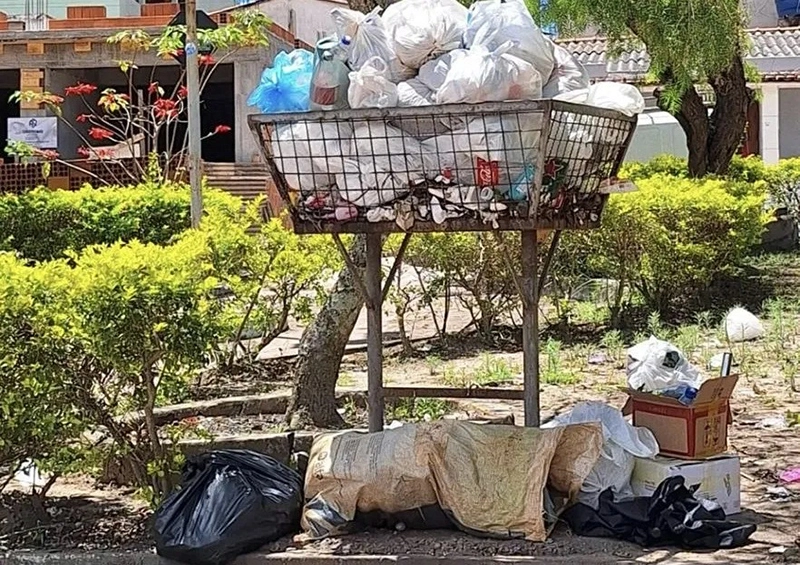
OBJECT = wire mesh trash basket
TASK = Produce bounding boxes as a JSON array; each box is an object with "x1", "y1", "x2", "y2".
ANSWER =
[{"x1": 248, "y1": 100, "x2": 636, "y2": 234}]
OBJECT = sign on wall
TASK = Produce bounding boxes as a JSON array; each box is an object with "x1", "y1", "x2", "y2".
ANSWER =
[{"x1": 7, "y1": 117, "x2": 58, "y2": 149}]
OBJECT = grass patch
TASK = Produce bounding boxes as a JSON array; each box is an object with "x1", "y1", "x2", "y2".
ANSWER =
[
  {"x1": 387, "y1": 398, "x2": 454, "y2": 422},
  {"x1": 441, "y1": 354, "x2": 518, "y2": 387},
  {"x1": 542, "y1": 338, "x2": 581, "y2": 385}
]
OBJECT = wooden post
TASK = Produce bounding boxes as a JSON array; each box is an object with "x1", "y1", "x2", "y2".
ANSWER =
[
  {"x1": 365, "y1": 233, "x2": 384, "y2": 432},
  {"x1": 521, "y1": 230, "x2": 540, "y2": 427},
  {"x1": 185, "y1": 0, "x2": 203, "y2": 228}
]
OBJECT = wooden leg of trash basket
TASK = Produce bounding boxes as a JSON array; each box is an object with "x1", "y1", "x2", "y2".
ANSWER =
[
  {"x1": 521, "y1": 230, "x2": 540, "y2": 427},
  {"x1": 365, "y1": 233, "x2": 384, "y2": 432}
]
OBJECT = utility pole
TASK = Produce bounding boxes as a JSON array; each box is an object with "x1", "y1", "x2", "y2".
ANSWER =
[{"x1": 185, "y1": 0, "x2": 203, "y2": 228}]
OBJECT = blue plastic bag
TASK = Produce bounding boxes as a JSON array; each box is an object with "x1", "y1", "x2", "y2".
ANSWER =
[{"x1": 248, "y1": 50, "x2": 313, "y2": 113}]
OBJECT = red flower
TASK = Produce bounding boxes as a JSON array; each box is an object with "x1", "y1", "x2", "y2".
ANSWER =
[
  {"x1": 88, "y1": 127, "x2": 114, "y2": 141},
  {"x1": 153, "y1": 98, "x2": 178, "y2": 120},
  {"x1": 94, "y1": 148, "x2": 114, "y2": 159},
  {"x1": 76, "y1": 113, "x2": 91, "y2": 123},
  {"x1": 178, "y1": 85, "x2": 188, "y2": 99},
  {"x1": 148, "y1": 82, "x2": 159, "y2": 95},
  {"x1": 213, "y1": 124, "x2": 231, "y2": 135},
  {"x1": 64, "y1": 82, "x2": 97, "y2": 97},
  {"x1": 199, "y1": 54, "x2": 215, "y2": 66},
  {"x1": 77, "y1": 146, "x2": 90, "y2": 158}
]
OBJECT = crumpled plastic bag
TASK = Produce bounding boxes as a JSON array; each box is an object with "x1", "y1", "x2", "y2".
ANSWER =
[
  {"x1": 397, "y1": 78, "x2": 434, "y2": 107},
  {"x1": 382, "y1": 0, "x2": 468, "y2": 70},
  {"x1": 544, "y1": 402, "x2": 659, "y2": 509},
  {"x1": 555, "y1": 82, "x2": 646, "y2": 117},
  {"x1": 331, "y1": 6, "x2": 413, "y2": 81},
  {"x1": 273, "y1": 121, "x2": 352, "y2": 192},
  {"x1": 247, "y1": 50, "x2": 313, "y2": 113},
  {"x1": 154, "y1": 450, "x2": 303, "y2": 565},
  {"x1": 435, "y1": 43, "x2": 543, "y2": 104},
  {"x1": 337, "y1": 121, "x2": 428, "y2": 207},
  {"x1": 725, "y1": 307, "x2": 764, "y2": 342},
  {"x1": 563, "y1": 476, "x2": 757, "y2": 549},
  {"x1": 348, "y1": 57, "x2": 398, "y2": 109},
  {"x1": 626, "y1": 336, "x2": 701, "y2": 393},
  {"x1": 463, "y1": 0, "x2": 555, "y2": 81},
  {"x1": 542, "y1": 41, "x2": 590, "y2": 98},
  {"x1": 417, "y1": 50, "x2": 469, "y2": 91}
]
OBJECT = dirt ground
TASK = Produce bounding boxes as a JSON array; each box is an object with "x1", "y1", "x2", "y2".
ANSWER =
[{"x1": 3, "y1": 258, "x2": 800, "y2": 563}]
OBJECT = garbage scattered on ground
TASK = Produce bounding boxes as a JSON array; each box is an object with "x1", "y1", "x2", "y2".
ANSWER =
[
  {"x1": 301, "y1": 420, "x2": 603, "y2": 542},
  {"x1": 248, "y1": 0, "x2": 643, "y2": 226},
  {"x1": 759, "y1": 414, "x2": 789, "y2": 429},
  {"x1": 780, "y1": 467, "x2": 800, "y2": 484},
  {"x1": 631, "y1": 455, "x2": 741, "y2": 515},
  {"x1": 587, "y1": 352, "x2": 609, "y2": 365},
  {"x1": 13, "y1": 459, "x2": 47, "y2": 489},
  {"x1": 154, "y1": 450, "x2": 303, "y2": 565},
  {"x1": 562, "y1": 476, "x2": 757, "y2": 549},
  {"x1": 725, "y1": 307, "x2": 765, "y2": 343},
  {"x1": 543, "y1": 402, "x2": 659, "y2": 508},
  {"x1": 623, "y1": 374, "x2": 738, "y2": 459},
  {"x1": 767, "y1": 486, "x2": 794, "y2": 500}
]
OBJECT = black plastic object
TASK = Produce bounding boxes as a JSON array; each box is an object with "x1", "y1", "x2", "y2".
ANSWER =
[
  {"x1": 153, "y1": 449, "x2": 303, "y2": 565},
  {"x1": 563, "y1": 476, "x2": 756, "y2": 549}
]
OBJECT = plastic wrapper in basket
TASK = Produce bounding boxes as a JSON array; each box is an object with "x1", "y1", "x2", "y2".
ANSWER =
[{"x1": 248, "y1": 99, "x2": 636, "y2": 234}]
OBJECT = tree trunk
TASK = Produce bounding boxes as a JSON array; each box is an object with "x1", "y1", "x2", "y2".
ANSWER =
[
  {"x1": 657, "y1": 55, "x2": 749, "y2": 178},
  {"x1": 286, "y1": 235, "x2": 367, "y2": 429}
]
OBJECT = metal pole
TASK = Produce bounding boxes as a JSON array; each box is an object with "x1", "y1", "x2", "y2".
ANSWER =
[
  {"x1": 521, "y1": 230, "x2": 540, "y2": 427},
  {"x1": 365, "y1": 233, "x2": 384, "y2": 432},
  {"x1": 185, "y1": 0, "x2": 203, "y2": 228}
]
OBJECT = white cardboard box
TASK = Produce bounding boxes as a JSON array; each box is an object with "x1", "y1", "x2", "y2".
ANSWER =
[{"x1": 631, "y1": 455, "x2": 741, "y2": 515}]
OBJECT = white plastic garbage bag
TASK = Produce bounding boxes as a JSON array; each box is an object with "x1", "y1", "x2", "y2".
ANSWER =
[
  {"x1": 463, "y1": 0, "x2": 555, "y2": 81},
  {"x1": 337, "y1": 121, "x2": 428, "y2": 207},
  {"x1": 555, "y1": 82, "x2": 645, "y2": 117},
  {"x1": 348, "y1": 57, "x2": 398, "y2": 109},
  {"x1": 725, "y1": 307, "x2": 764, "y2": 342},
  {"x1": 273, "y1": 121, "x2": 352, "y2": 192},
  {"x1": 543, "y1": 402, "x2": 659, "y2": 509},
  {"x1": 626, "y1": 336, "x2": 702, "y2": 393},
  {"x1": 397, "y1": 78, "x2": 434, "y2": 107},
  {"x1": 422, "y1": 113, "x2": 542, "y2": 193},
  {"x1": 542, "y1": 41, "x2": 590, "y2": 98},
  {"x1": 331, "y1": 7, "x2": 413, "y2": 81},
  {"x1": 436, "y1": 43, "x2": 543, "y2": 104},
  {"x1": 417, "y1": 50, "x2": 469, "y2": 91},
  {"x1": 382, "y1": 0, "x2": 468, "y2": 70}
]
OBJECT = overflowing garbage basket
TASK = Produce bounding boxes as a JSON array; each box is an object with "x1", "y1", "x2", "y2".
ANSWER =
[{"x1": 248, "y1": 100, "x2": 636, "y2": 233}]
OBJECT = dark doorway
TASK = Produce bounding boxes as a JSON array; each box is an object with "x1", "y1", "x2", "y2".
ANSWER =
[{"x1": 0, "y1": 70, "x2": 21, "y2": 164}]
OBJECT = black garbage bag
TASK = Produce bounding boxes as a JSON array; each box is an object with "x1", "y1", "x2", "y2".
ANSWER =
[
  {"x1": 563, "y1": 476, "x2": 756, "y2": 549},
  {"x1": 154, "y1": 449, "x2": 303, "y2": 565}
]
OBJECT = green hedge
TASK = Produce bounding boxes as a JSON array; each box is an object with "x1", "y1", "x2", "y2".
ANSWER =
[{"x1": 0, "y1": 181, "x2": 242, "y2": 262}]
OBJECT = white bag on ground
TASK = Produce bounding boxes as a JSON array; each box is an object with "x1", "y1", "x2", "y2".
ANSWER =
[
  {"x1": 273, "y1": 121, "x2": 352, "y2": 192},
  {"x1": 435, "y1": 43, "x2": 543, "y2": 104},
  {"x1": 555, "y1": 82, "x2": 645, "y2": 117},
  {"x1": 725, "y1": 307, "x2": 764, "y2": 342},
  {"x1": 626, "y1": 336, "x2": 701, "y2": 393},
  {"x1": 348, "y1": 57, "x2": 398, "y2": 109},
  {"x1": 542, "y1": 41, "x2": 590, "y2": 98},
  {"x1": 463, "y1": 0, "x2": 555, "y2": 81},
  {"x1": 382, "y1": 0, "x2": 468, "y2": 70},
  {"x1": 331, "y1": 7, "x2": 413, "y2": 81},
  {"x1": 543, "y1": 402, "x2": 659, "y2": 509}
]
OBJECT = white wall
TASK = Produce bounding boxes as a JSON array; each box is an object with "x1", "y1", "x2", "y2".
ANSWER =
[
  {"x1": 253, "y1": 0, "x2": 345, "y2": 46},
  {"x1": 623, "y1": 111, "x2": 688, "y2": 163},
  {"x1": 779, "y1": 87, "x2": 800, "y2": 158},
  {"x1": 744, "y1": 0, "x2": 780, "y2": 27}
]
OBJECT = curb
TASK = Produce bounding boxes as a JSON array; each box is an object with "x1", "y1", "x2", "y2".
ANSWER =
[{"x1": 0, "y1": 551, "x2": 631, "y2": 565}]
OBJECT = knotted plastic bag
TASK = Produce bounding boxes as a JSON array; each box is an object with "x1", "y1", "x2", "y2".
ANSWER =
[
  {"x1": 348, "y1": 57, "x2": 399, "y2": 109},
  {"x1": 247, "y1": 50, "x2": 313, "y2": 113}
]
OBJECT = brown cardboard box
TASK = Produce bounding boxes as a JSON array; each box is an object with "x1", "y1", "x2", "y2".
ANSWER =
[{"x1": 622, "y1": 375, "x2": 738, "y2": 459}]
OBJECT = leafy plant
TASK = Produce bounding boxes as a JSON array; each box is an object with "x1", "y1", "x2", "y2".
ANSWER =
[
  {"x1": 386, "y1": 398, "x2": 453, "y2": 423},
  {"x1": 542, "y1": 338, "x2": 580, "y2": 385}
]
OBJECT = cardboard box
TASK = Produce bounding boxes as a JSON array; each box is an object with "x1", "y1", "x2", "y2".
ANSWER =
[
  {"x1": 622, "y1": 375, "x2": 738, "y2": 459},
  {"x1": 631, "y1": 455, "x2": 741, "y2": 515}
]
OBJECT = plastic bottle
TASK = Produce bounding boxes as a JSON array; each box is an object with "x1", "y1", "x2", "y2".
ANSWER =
[{"x1": 310, "y1": 49, "x2": 350, "y2": 111}]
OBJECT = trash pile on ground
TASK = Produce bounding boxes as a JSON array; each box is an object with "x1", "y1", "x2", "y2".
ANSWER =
[
  {"x1": 247, "y1": 0, "x2": 643, "y2": 227},
  {"x1": 152, "y1": 335, "x2": 761, "y2": 564}
]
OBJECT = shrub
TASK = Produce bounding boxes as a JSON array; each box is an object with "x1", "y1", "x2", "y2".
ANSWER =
[
  {"x1": 0, "y1": 181, "x2": 241, "y2": 262},
  {"x1": 0, "y1": 254, "x2": 82, "y2": 488},
  {"x1": 584, "y1": 174, "x2": 766, "y2": 314}
]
